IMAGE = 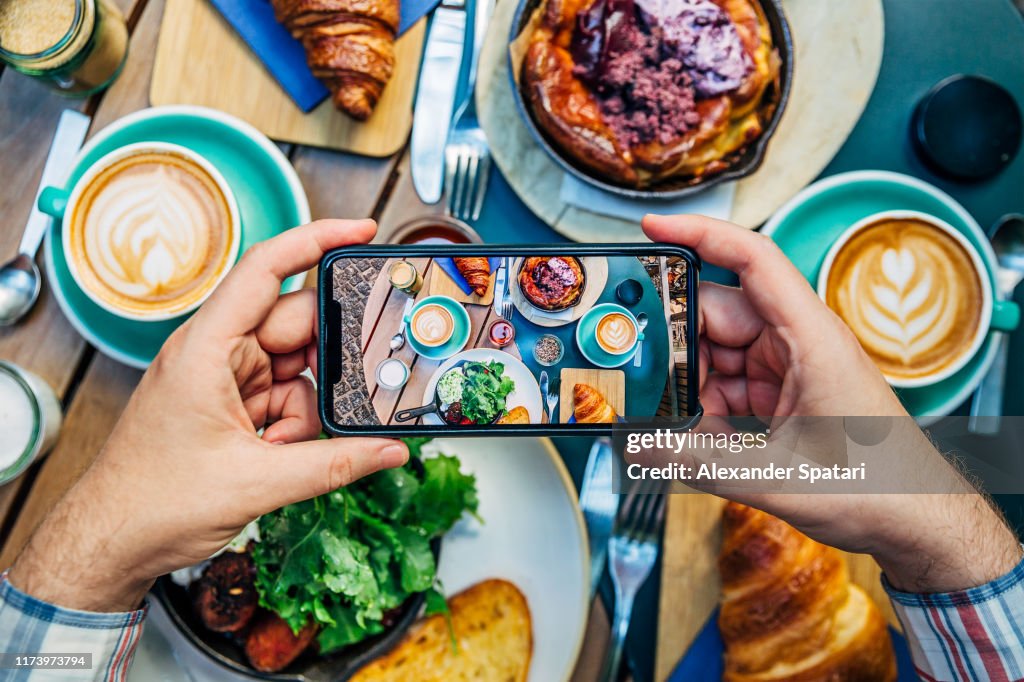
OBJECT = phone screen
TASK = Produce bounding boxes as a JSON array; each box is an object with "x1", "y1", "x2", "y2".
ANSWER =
[{"x1": 320, "y1": 246, "x2": 697, "y2": 434}]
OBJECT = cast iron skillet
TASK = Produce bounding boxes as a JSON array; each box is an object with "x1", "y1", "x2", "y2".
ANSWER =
[
  {"x1": 395, "y1": 361, "x2": 504, "y2": 424},
  {"x1": 507, "y1": 0, "x2": 794, "y2": 200},
  {"x1": 516, "y1": 256, "x2": 587, "y2": 313},
  {"x1": 153, "y1": 461, "x2": 440, "y2": 681}
]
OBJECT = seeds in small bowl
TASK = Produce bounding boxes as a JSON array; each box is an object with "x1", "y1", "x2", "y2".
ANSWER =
[{"x1": 533, "y1": 334, "x2": 564, "y2": 366}]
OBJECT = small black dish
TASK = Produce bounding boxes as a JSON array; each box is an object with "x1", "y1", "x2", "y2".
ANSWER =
[
  {"x1": 615, "y1": 279, "x2": 643, "y2": 306},
  {"x1": 508, "y1": 0, "x2": 794, "y2": 200},
  {"x1": 912, "y1": 74, "x2": 1023, "y2": 182}
]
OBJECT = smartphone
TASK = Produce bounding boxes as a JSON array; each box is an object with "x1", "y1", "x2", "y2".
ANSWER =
[{"x1": 318, "y1": 244, "x2": 700, "y2": 436}]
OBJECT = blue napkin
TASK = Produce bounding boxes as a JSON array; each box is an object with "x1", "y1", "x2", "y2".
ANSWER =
[
  {"x1": 668, "y1": 609, "x2": 918, "y2": 681},
  {"x1": 435, "y1": 257, "x2": 500, "y2": 296},
  {"x1": 209, "y1": 0, "x2": 441, "y2": 113}
]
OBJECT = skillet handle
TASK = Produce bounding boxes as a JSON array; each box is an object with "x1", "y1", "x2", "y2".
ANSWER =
[{"x1": 394, "y1": 404, "x2": 436, "y2": 422}]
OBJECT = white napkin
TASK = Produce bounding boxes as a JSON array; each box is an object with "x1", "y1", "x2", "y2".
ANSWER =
[
  {"x1": 529, "y1": 306, "x2": 575, "y2": 322},
  {"x1": 559, "y1": 174, "x2": 736, "y2": 222}
]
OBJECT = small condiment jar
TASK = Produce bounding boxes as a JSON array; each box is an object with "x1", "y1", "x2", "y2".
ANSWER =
[
  {"x1": 0, "y1": 361, "x2": 63, "y2": 485},
  {"x1": 0, "y1": 0, "x2": 129, "y2": 96},
  {"x1": 375, "y1": 358, "x2": 410, "y2": 390},
  {"x1": 388, "y1": 260, "x2": 423, "y2": 295},
  {"x1": 488, "y1": 319, "x2": 516, "y2": 347}
]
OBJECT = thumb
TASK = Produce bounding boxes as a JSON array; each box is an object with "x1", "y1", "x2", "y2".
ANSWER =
[{"x1": 253, "y1": 437, "x2": 409, "y2": 511}]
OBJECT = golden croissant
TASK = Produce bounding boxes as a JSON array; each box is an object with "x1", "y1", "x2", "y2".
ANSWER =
[
  {"x1": 272, "y1": 0, "x2": 398, "y2": 120},
  {"x1": 573, "y1": 383, "x2": 616, "y2": 424},
  {"x1": 454, "y1": 257, "x2": 491, "y2": 296},
  {"x1": 718, "y1": 502, "x2": 897, "y2": 682}
]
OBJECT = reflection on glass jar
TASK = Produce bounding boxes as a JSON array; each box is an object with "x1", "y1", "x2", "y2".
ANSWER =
[
  {"x1": 0, "y1": 361, "x2": 63, "y2": 485},
  {"x1": 0, "y1": 0, "x2": 128, "y2": 96}
]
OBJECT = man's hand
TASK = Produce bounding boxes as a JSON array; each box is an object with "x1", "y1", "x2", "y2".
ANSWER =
[
  {"x1": 644, "y1": 214, "x2": 1022, "y2": 593},
  {"x1": 9, "y1": 220, "x2": 408, "y2": 612}
]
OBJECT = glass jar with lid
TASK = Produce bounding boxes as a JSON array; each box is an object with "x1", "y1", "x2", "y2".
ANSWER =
[{"x1": 0, "y1": 0, "x2": 128, "y2": 96}]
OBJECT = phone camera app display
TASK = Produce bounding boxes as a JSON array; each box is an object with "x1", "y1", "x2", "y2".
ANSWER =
[{"x1": 329, "y1": 254, "x2": 690, "y2": 429}]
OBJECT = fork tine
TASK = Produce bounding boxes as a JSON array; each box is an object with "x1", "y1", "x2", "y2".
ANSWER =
[
  {"x1": 444, "y1": 146, "x2": 458, "y2": 214},
  {"x1": 470, "y1": 153, "x2": 490, "y2": 220},
  {"x1": 460, "y1": 151, "x2": 480, "y2": 219},
  {"x1": 452, "y1": 148, "x2": 469, "y2": 219}
]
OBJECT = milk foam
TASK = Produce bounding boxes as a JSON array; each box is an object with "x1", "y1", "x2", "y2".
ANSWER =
[
  {"x1": 0, "y1": 371, "x2": 34, "y2": 471},
  {"x1": 598, "y1": 314, "x2": 636, "y2": 353},
  {"x1": 71, "y1": 153, "x2": 233, "y2": 314},
  {"x1": 826, "y1": 220, "x2": 983, "y2": 380},
  {"x1": 414, "y1": 306, "x2": 453, "y2": 345}
]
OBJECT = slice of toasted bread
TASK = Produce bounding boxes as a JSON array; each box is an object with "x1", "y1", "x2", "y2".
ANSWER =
[
  {"x1": 350, "y1": 579, "x2": 532, "y2": 682},
  {"x1": 497, "y1": 406, "x2": 531, "y2": 425}
]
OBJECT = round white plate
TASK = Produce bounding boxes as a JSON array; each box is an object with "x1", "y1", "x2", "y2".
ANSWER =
[
  {"x1": 422, "y1": 348, "x2": 544, "y2": 425},
  {"x1": 136, "y1": 438, "x2": 589, "y2": 682}
]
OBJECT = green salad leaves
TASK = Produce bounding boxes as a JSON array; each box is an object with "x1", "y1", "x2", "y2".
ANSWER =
[
  {"x1": 252, "y1": 438, "x2": 478, "y2": 653},
  {"x1": 461, "y1": 361, "x2": 516, "y2": 424}
]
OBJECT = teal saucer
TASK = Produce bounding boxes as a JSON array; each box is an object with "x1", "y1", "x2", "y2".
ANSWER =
[
  {"x1": 405, "y1": 296, "x2": 471, "y2": 361},
  {"x1": 43, "y1": 106, "x2": 310, "y2": 368},
  {"x1": 575, "y1": 303, "x2": 641, "y2": 369},
  {"x1": 762, "y1": 170, "x2": 1005, "y2": 421}
]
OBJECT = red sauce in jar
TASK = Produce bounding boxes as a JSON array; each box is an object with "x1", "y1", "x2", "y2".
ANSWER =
[{"x1": 489, "y1": 319, "x2": 516, "y2": 347}]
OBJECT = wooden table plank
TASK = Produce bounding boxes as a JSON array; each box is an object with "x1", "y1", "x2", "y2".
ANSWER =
[{"x1": 0, "y1": 356, "x2": 142, "y2": 569}]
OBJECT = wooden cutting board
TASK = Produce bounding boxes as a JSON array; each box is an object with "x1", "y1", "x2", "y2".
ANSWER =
[
  {"x1": 476, "y1": 0, "x2": 884, "y2": 240},
  {"x1": 428, "y1": 264, "x2": 497, "y2": 305},
  {"x1": 559, "y1": 369, "x2": 624, "y2": 423},
  {"x1": 654, "y1": 494, "x2": 901, "y2": 681},
  {"x1": 151, "y1": 0, "x2": 425, "y2": 156}
]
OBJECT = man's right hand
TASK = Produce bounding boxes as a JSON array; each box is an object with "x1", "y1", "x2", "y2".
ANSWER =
[{"x1": 643, "y1": 213, "x2": 1021, "y2": 593}]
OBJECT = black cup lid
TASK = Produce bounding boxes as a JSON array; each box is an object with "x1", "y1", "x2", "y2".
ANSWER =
[{"x1": 912, "y1": 74, "x2": 1022, "y2": 181}]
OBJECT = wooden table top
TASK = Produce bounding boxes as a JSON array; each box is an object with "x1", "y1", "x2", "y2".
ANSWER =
[{"x1": 0, "y1": 1, "x2": 615, "y2": 678}]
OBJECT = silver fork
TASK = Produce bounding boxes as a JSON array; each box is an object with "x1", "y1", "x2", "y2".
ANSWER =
[
  {"x1": 545, "y1": 378, "x2": 559, "y2": 423},
  {"x1": 599, "y1": 480, "x2": 667, "y2": 682},
  {"x1": 501, "y1": 257, "x2": 514, "y2": 320},
  {"x1": 443, "y1": 0, "x2": 495, "y2": 220}
]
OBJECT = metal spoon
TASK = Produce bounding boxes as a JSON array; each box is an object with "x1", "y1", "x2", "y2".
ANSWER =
[
  {"x1": 390, "y1": 298, "x2": 416, "y2": 350},
  {"x1": 633, "y1": 313, "x2": 649, "y2": 367},
  {"x1": 0, "y1": 110, "x2": 90, "y2": 326},
  {"x1": 969, "y1": 214, "x2": 1024, "y2": 434}
]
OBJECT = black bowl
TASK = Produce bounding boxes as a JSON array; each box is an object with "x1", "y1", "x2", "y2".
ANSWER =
[
  {"x1": 508, "y1": 0, "x2": 794, "y2": 200},
  {"x1": 154, "y1": 538, "x2": 439, "y2": 682}
]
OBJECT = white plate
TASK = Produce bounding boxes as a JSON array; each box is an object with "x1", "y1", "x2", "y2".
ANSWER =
[
  {"x1": 134, "y1": 438, "x2": 589, "y2": 682},
  {"x1": 422, "y1": 348, "x2": 545, "y2": 425}
]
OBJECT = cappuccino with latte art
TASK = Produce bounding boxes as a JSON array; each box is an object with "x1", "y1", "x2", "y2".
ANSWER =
[
  {"x1": 63, "y1": 143, "x2": 240, "y2": 320},
  {"x1": 819, "y1": 213, "x2": 988, "y2": 386}
]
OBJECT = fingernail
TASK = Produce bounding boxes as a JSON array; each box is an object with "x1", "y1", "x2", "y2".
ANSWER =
[{"x1": 379, "y1": 443, "x2": 408, "y2": 468}]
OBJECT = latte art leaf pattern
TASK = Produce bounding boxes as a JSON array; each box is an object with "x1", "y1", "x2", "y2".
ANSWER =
[
  {"x1": 70, "y1": 153, "x2": 234, "y2": 315},
  {"x1": 597, "y1": 313, "x2": 636, "y2": 353},
  {"x1": 825, "y1": 220, "x2": 984, "y2": 382}
]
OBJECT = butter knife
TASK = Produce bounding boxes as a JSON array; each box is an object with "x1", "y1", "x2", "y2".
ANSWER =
[
  {"x1": 411, "y1": 0, "x2": 466, "y2": 204},
  {"x1": 492, "y1": 258, "x2": 507, "y2": 318},
  {"x1": 579, "y1": 437, "x2": 617, "y2": 602}
]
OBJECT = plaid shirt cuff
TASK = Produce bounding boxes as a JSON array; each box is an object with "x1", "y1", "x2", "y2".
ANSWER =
[
  {"x1": 884, "y1": 547, "x2": 1024, "y2": 682},
  {"x1": 0, "y1": 571, "x2": 148, "y2": 681}
]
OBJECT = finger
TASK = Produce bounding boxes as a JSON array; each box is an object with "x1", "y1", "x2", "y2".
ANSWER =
[
  {"x1": 706, "y1": 341, "x2": 747, "y2": 376},
  {"x1": 253, "y1": 438, "x2": 409, "y2": 511},
  {"x1": 196, "y1": 219, "x2": 376, "y2": 338},
  {"x1": 256, "y1": 288, "x2": 318, "y2": 355},
  {"x1": 702, "y1": 374, "x2": 753, "y2": 417},
  {"x1": 271, "y1": 349, "x2": 309, "y2": 381},
  {"x1": 642, "y1": 214, "x2": 820, "y2": 327},
  {"x1": 699, "y1": 282, "x2": 765, "y2": 347},
  {"x1": 262, "y1": 377, "x2": 320, "y2": 444}
]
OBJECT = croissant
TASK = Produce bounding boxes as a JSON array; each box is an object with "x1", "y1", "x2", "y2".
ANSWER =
[
  {"x1": 453, "y1": 257, "x2": 491, "y2": 296},
  {"x1": 718, "y1": 503, "x2": 897, "y2": 682},
  {"x1": 573, "y1": 383, "x2": 616, "y2": 423},
  {"x1": 272, "y1": 0, "x2": 398, "y2": 120}
]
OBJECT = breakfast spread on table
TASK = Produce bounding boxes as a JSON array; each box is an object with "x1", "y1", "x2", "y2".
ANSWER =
[
  {"x1": 332, "y1": 254, "x2": 687, "y2": 427},
  {"x1": 4, "y1": 0, "x2": 1024, "y2": 680},
  {"x1": 520, "y1": 0, "x2": 782, "y2": 188}
]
